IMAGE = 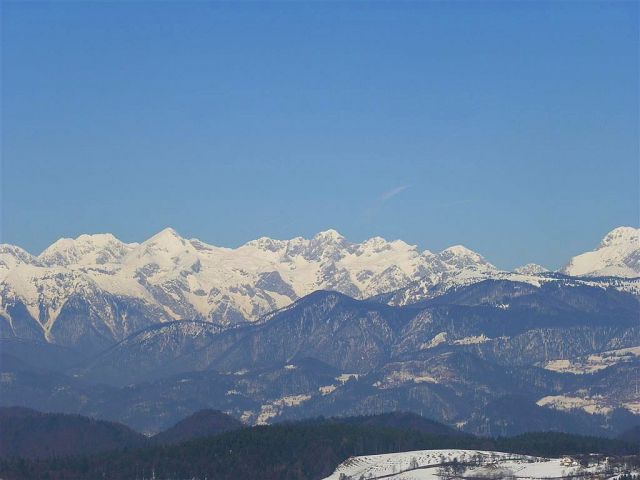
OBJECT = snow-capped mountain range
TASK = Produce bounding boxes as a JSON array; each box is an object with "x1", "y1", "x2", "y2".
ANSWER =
[{"x1": 0, "y1": 226, "x2": 638, "y2": 350}]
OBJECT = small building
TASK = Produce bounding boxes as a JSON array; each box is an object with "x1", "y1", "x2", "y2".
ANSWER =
[{"x1": 560, "y1": 457, "x2": 579, "y2": 467}]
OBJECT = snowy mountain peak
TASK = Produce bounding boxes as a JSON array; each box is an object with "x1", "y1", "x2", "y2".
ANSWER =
[
  {"x1": 38, "y1": 233, "x2": 133, "y2": 267},
  {"x1": 441, "y1": 245, "x2": 477, "y2": 257},
  {"x1": 360, "y1": 236, "x2": 396, "y2": 253},
  {"x1": 436, "y1": 245, "x2": 496, "y2": 275},
  {"x1": 138, "y1": 228, "x2": 192, "y2": 252},
  {"x1": 600, "y1": 226, "x2": 639, "y2": 248},
  {"x1": 0, "y1": 244, "x2": 39, "y2": 278},
  {"x1": 562, "y1": 226, "x2": 639, "y2": 278},
  {"x1": 0, "y1": 244, "x2": 37, "y2": 263},
  {"x1": 313, "y1": 229, "x2": 346, "y2": 243},
  {"x1": 363, "y1": 235, "x2": 387, "y2": 245},
  {"x1": 514, "y1": 263, "x2": 549, "y2": 275},
  {"x1": 0, "y1": 228, "x2": 503, "y2": 334},
  {"x1": 3, "y1": 225, "x2": 637, "y2": 347},
  {"x1": 77, "y1": 232, "x2": 121, "y2": 244},
  {"x1": 145, "y1": 227, "x2": 183, "y2": 244},
  {"x1": 243, "y1": 230, "x2": 347, "y2": 252},
  {"x1": 243, "y1": 236, "x2": 288, "y2": 252},
  {"x1": 439, "y1": 245, "x2": 492, "y2": 265},
  {"x1": 129, "y1": 228, "x2": 199, "y2": 268}
]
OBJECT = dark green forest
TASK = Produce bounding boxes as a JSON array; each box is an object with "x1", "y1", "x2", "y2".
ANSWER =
[{"x1": 1, "y1": 419, "x2": 638, "y2": 480}]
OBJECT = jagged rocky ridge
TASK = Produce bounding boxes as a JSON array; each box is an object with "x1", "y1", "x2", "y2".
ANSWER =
[
  {"x1": 0, "y1": 228, "x2": 499, "y2": 350},
  {"x1": 0, "y1": 227, "x2": 638, "y2": 351}
]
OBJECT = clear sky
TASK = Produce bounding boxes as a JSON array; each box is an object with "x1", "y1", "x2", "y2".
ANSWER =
[{"x1": 1, "y1": 1, "x2": 638, "y2": 270}]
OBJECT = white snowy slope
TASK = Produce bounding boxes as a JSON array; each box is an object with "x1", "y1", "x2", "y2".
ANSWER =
[
  {"x1": 0, "y1": 228, "x2": 498, "y2": 345},
  {"x1": 514, "y1": 263, "x2": 549, "y2": 275},
  {"x1": 39, "y1": 233, "x2": 138, "y2": 267},
  {"x1": 562, "y1": 226, "x2": 640, "y2": 278},
  {"x1": 381, "y1": 227, "x2": 640, "y2": 306},
  {"x1": 323, "y1": 449, "x2": 610, "y2": 480},
  {"x1": 0, "y1": 226, "x2": 637, "y2": 347}
]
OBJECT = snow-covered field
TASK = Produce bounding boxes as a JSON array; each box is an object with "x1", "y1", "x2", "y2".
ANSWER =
[
  {"x1": 323, "y1": 449, "x2": 612, "y2": 479},
  {"x1": 542, "y1": 346, "x2": 640, "y2": 375}
]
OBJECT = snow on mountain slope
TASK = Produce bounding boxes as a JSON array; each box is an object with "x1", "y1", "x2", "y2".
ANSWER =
[
  {"x1": 378, "y1": 228, "x2": 640, "y2": 306},
  {"x1": 39, "y1": 233, "x2": 137, "y2": 267},
  {"x1": 0, "y1": 245, "x2": 40, "y2": 281},
  {"x1": 323, "y1": 449, "x2": 607, "y2": 480},
  {"x1": 514, "y1": 263, "x2": 549, "y2": 275},
  {"x1": 0, "y1": 229, "x2": 497, "y2": 345},
  {"x1": 562, "y1": 226, "x2": 639, "y2": 278},
  {"x1": 379, "y1": 269, "x2": 640, "y2": 307},
  {"x1": 1, "y1": 226, "x2": 637, "y2": 348}
]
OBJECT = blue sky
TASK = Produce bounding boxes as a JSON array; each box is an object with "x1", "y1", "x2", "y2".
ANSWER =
[{"x1": 1, "y1": 1, "x2": 638, "y2": 269}]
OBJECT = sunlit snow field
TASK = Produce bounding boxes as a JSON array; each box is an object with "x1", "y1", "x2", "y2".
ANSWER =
[{"x1": 323, "y1": 449, "x2": 616, "y2": 479}]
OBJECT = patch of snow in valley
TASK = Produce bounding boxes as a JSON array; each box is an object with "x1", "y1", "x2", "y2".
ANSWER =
[
  {"x1": 256, "y1": 394, "x2": 312, "y2": 424},
  {"x1": 323, "y1": 449, "x2": 609, "y2": 480},
  {"x1": 543, "y1": 346, "x2": 640, "y2": 374},
  {"x1": 453, "y1": 334, "x2": 491, "y2": 345},
  {"x1": 537, "y1": 395, "x2": 614, "y2": 415},
  {"x1": 319, "y1": 385, "x2": 337, "y2": 395},
  {"x1": 336, "y1": 373, "x2": 360, "y2": 384}
]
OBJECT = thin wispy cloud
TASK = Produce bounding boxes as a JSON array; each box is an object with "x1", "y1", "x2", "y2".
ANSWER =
[
  {"x1": 362, "y1": 185, "x2": 411, "y2": 223},
  {"x1": 380, "y1": 185, "x2": 411, "y2": 202}
]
